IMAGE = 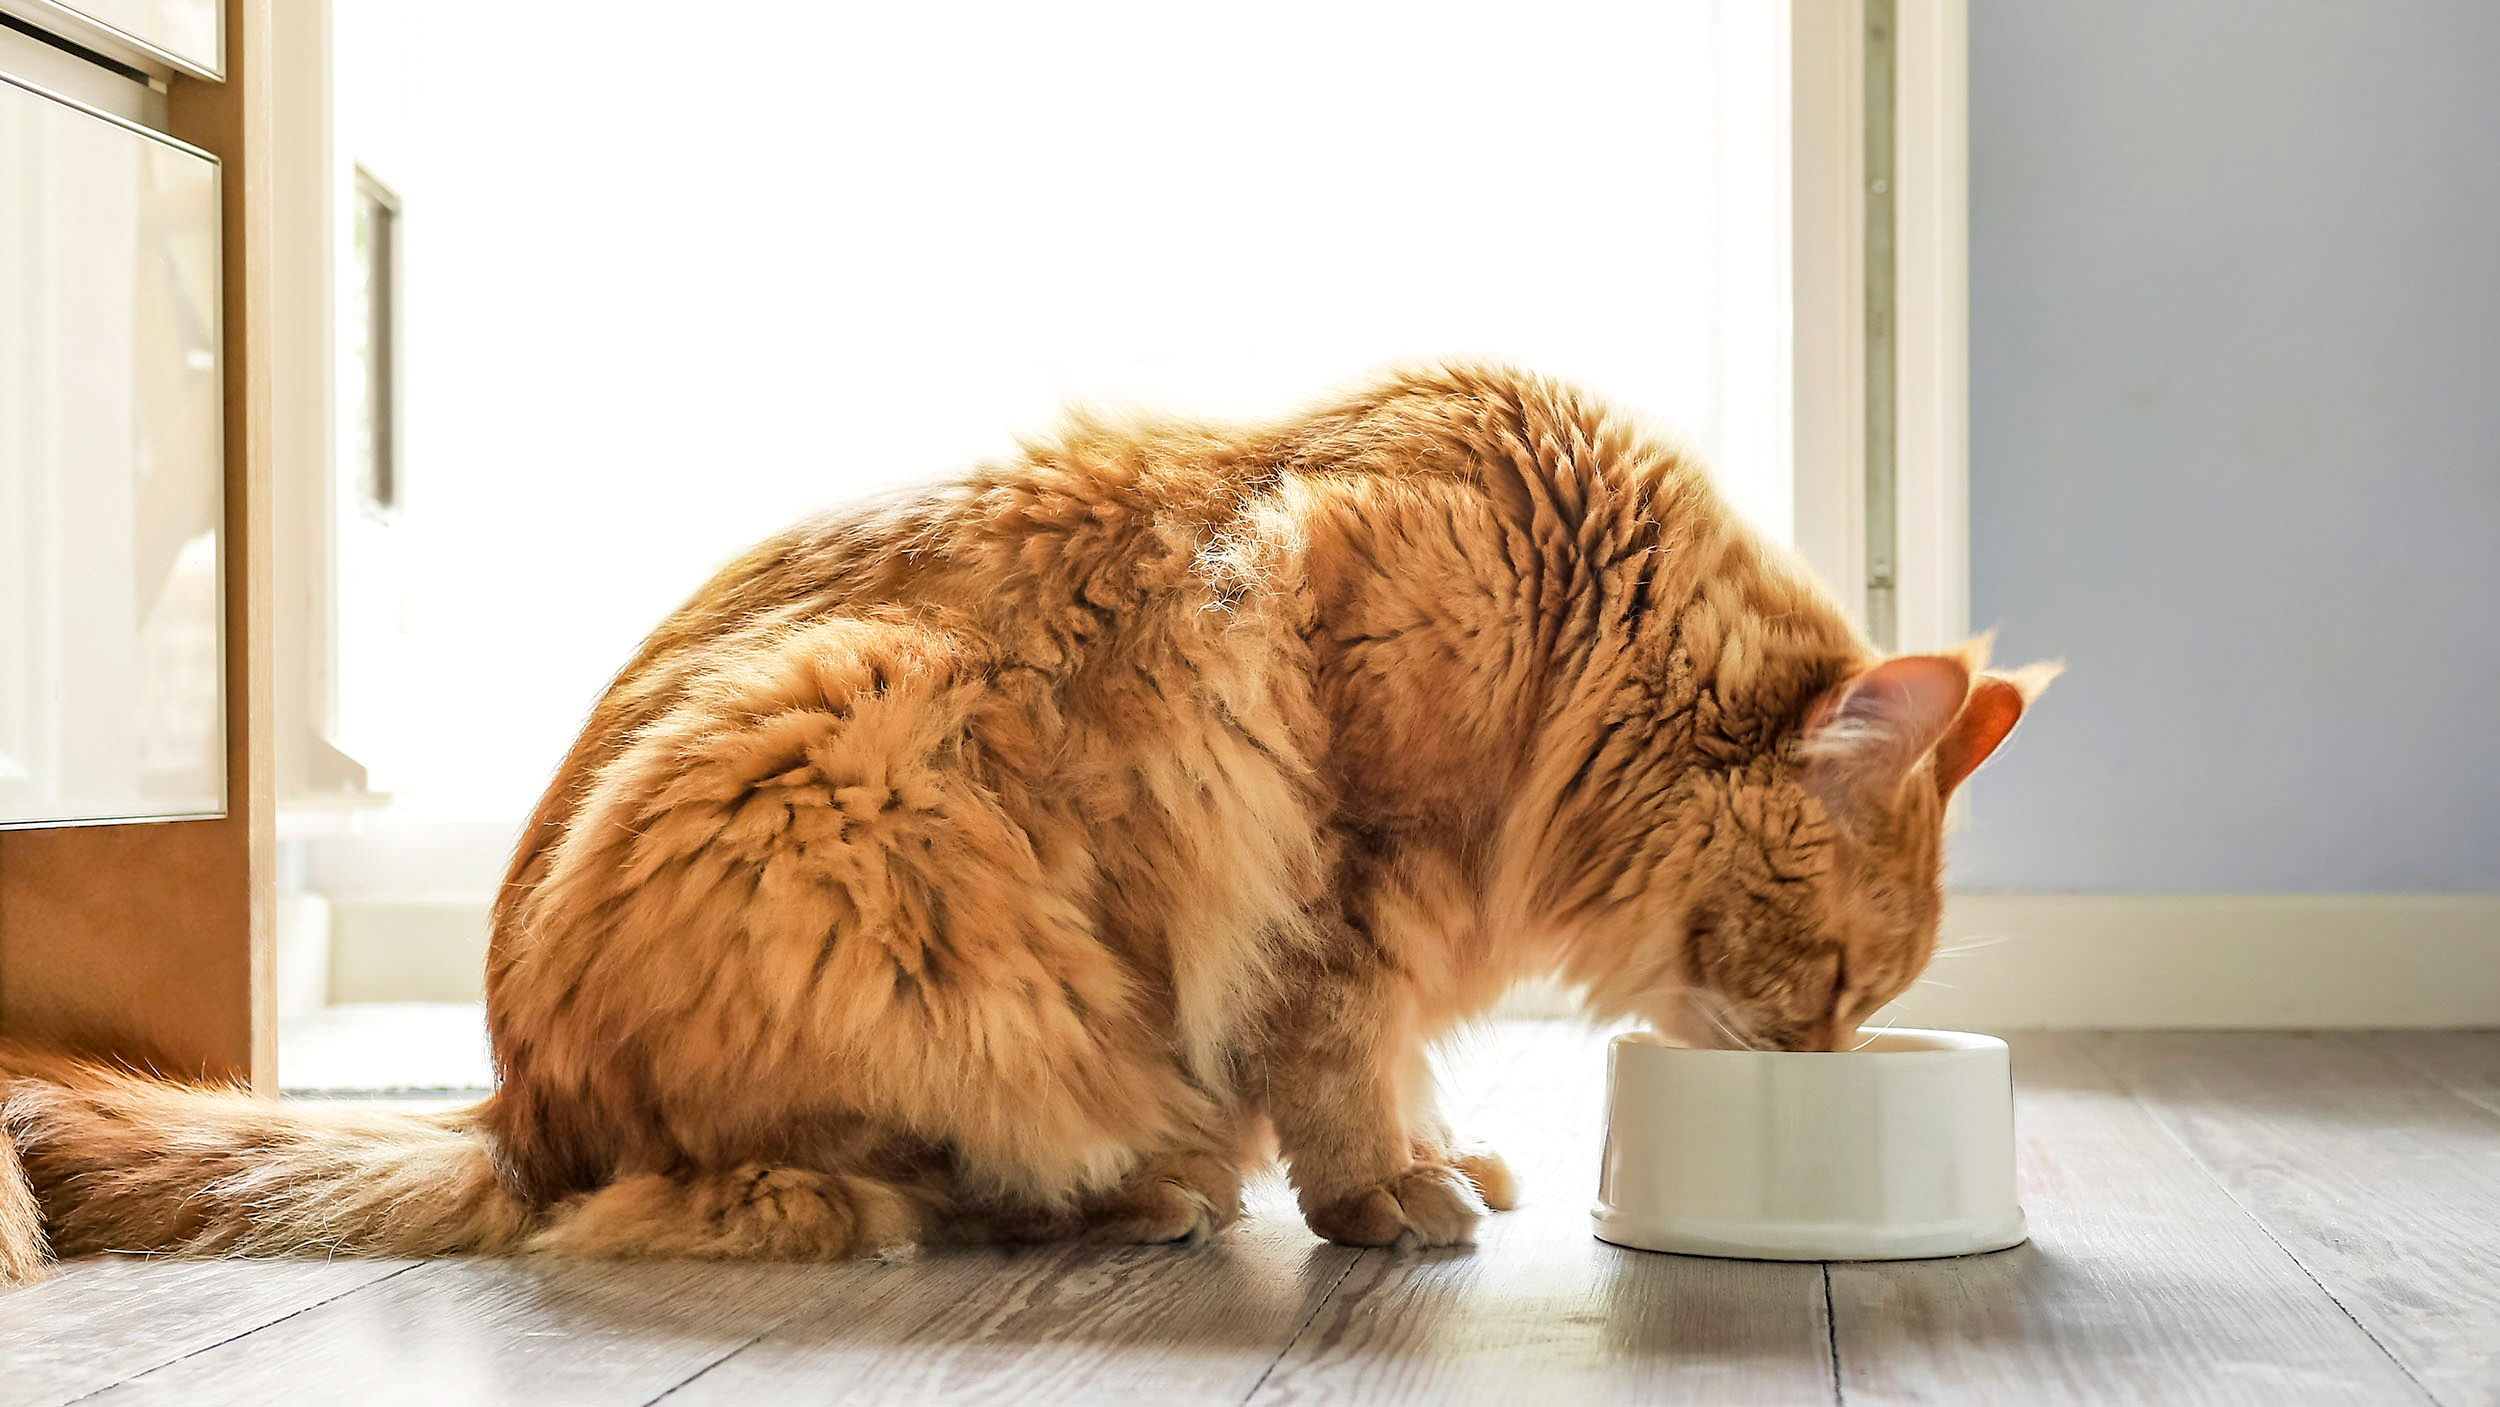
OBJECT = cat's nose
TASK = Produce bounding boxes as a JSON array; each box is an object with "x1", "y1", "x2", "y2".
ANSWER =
[
  {"x1": 1763, "y1": 1015, "x2": 1848, "y2": 1052},
  {"x1": 1743, "y1": 1019, "x2": 1820, "y2": 1052}
]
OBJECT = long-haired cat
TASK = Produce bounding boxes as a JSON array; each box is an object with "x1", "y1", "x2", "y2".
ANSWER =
[{"x1": 1, "y1": 365, "x2": 2050, "y2": 1280}]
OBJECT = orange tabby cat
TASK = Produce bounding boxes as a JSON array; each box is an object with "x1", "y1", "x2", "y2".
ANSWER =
[{"x1": 0, "y1": 365, "x2": 2049, "y2": 1281}]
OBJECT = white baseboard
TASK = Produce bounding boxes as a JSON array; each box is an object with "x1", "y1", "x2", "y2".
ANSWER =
[
  {"x1": 1500, "y1": 892, "x2": 2500, "y2": 1030},
  {"x1": 312, "y1": 891, "x2": 2500, "y2": 1029},
  {"x1": 1890, "y1": 892, "x2": 2500, "y2": 1029},
  {"x1": 272, "y1": 892, "x2": 335, "y2": 1023},
  {"x1": 325, "y1": 895, "x2": 491, "y2": 1004}
]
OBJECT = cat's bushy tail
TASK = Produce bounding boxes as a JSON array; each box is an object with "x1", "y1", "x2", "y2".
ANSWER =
[
  {"x1": 0, "y1": 1052, "x2": 937, "y2": 1285},
  {"x1": 0, "y1": 1052, "x2": 531, "y2": 1285},
  {"x1": 1, "y1": 1132, "x2": 43, "y2": 1286}
]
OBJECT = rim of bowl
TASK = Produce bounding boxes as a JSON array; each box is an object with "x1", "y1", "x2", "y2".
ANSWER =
[{"x1": 1611, "y1": 1027, "x2": 2006, "y2": 1058}]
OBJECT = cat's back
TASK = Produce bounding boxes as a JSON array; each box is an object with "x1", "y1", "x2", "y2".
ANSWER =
[
  {"x1": 503, "y1": 415, "x2": 1304, "y2": 891},
  {"x1": 670, "y1": 362, "x2": 1657, "y2": 653},
  {"x1": 685, "y1": 411, "x2": 1292, "y2": 646}
]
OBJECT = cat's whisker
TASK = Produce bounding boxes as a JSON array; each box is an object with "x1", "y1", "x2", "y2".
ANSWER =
[
  {"x1": 1684, "y1": 988, "x2": 1762, "y2": 1053},
  {"x1": 1702, "y1": 1010, "x2": 1757, "y2": 1053},
  {"x1": 1850, "y1": 1010, "x2": 1905, "y2": 1051},
  {"x1": 1932, "y1": 931, "x2": 2026, "y2": 958}
]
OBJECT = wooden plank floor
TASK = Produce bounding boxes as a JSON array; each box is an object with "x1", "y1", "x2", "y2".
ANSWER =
[{"x1": 4, "y1": 1025, "x2": 2495, "y2": 1406}]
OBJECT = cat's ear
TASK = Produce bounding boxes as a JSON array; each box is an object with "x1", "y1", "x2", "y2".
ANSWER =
[
  {"x1": 1800, "y1": 654, "x2": 1973, "y2": 822},
  {"x1": 1933, "y1": 660, "x2": 2061, "y2": 797}
]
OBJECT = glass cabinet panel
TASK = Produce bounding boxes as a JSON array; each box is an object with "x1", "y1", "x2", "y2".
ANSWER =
[
  {"x1": 13, "y1": 0, "x2": 223, "y2": 79},
  {"x1": 0, "y1": 74, "x2": 224, "y2": 826}
]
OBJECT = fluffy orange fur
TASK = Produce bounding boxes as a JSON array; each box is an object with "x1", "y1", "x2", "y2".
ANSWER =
[{"x1": 0, "y1": 365, "x2": 2048, "y2": 1282}]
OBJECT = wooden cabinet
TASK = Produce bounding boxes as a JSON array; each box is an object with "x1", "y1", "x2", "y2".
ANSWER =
[
  {"x1": 0, "y1": 0, "x2": 272, "y2": 1086},
  {"x1": 0, "y1": 74, "x2": 225, "y2": 829}
]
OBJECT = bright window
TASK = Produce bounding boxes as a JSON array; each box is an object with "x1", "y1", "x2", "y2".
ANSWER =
[{"x1": 333, "y1": 0, "x2": 1791, "y2": 819}]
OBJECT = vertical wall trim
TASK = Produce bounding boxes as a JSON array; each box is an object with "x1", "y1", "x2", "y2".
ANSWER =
[
  {"x1": 1792, "y1": 0, "x2": 1968, "y2": 655},
  {"x1": 1788, "y1": 0, "x2": 1868, "y2": 625},
  {"x1": 1862, "y1": 0, "x2": 1899, "y2": 650},
  {"x1": 1890, "y1": 0, "x2": 1971, "y2": 654}
]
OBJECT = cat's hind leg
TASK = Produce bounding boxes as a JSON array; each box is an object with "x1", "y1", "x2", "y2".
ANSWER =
[
  {"x1": 499, "y1": 614, "x2": 1210, "y2": 1214},
  {"x1": 527, "y1": 1164, "x2": 931, "y2": 1260}
]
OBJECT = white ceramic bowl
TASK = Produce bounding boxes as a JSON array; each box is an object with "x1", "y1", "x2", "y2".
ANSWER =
[{"x1": 1592, "y1": 1028, "x2": 2027, "y2": 1261}]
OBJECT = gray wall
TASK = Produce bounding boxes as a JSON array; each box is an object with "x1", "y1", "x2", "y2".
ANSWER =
[{"x1": 1955, "y1": 1, "x2": 2500, "y2": 893}]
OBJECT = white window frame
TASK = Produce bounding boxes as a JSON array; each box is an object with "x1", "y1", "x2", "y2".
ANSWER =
[{"x1": 1791, "y1": 0, "x2": 1969, "y2": 654}]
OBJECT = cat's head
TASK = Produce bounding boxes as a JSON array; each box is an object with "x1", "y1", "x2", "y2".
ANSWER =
[{"x1": 1621, "y1": 646, "x2": 2056, "y2": 1052}]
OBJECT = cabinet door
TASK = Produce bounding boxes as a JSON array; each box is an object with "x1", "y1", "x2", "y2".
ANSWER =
[{"x1": 0, "y1": 74, "x2": 223, "y2": 827}]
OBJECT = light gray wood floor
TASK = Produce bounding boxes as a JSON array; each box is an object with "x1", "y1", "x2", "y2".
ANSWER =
[{"x1": 4, "y1": 1026, "x2": 2495, "y2": 1406}]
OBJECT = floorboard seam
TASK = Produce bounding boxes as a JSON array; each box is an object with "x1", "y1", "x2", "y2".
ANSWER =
[
  {"x1": 637, "y1": 1259, "x2": 914, "y2": 1407},
  {"x1": 1820, "y1": 1262, "x2": 1844, "y2": 1407},
  {"x1": 2074, "y1": 1035, "x2": 2441, "y2": 1406},
  {"x1": 57, "y1": 1258, "x2": 425, "y2": 1405},
  {"x1": 1235, "y1": 1247, "x2": 1364, "y2": 1406},
  {"x1": 639, "y1": 1320, "x2": 789, "y2": 1406}
]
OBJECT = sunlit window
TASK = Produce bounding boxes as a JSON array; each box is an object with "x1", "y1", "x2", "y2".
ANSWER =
[{"x1": 332, "y1": 0, "x2": 1791, "y2": 817}]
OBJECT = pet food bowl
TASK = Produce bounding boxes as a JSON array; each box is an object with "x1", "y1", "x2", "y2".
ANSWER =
[{"x1": 1592, "y1": 1027, "x2": 2027, "y2": 1261}]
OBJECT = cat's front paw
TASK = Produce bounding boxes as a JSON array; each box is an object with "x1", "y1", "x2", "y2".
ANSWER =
[
  {"x1": 1086, "y1": 1175, "x2": 1227, "y2": 1246},
  {"x1": 1445, "y1": 1141, "x2": 1520, "y2": 1212},
  {"x1": 1303, "y1": 1163, "x2": 1483, "y2": 1248},
  {"x1": 1414, "y1": 1131, "x2": 1520, "y2": 1212}
]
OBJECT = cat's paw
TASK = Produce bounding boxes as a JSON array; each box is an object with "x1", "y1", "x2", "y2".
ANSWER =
[
  {"x1": 1446, "y1": 1141, "x2": 1520, "y2": 1212},
  {"x1": 1303, "y1": 1163, "x2": 1484, "y2": 1248},
  {"x1": 1082, "y1": 1150, "x2": 1244, "y2": 1246},
  {"x1": 1087, "y1": 1176, "x2": 1226, "y2": 1246},
  {"x1": 1411, "y1": 1131, "x2": 1520, "y2": 1212}
]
